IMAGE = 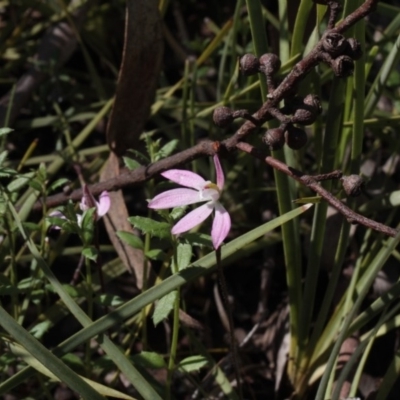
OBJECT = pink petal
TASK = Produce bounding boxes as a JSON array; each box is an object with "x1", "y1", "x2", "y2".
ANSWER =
[
  {"x1": 211, "y1": 202, "x2": 231, "y2": 249},
  {"x1": 148, "y1": 188, "x2": 203, "y2": 209},
  {"x1": 171, "y1": 202, "x2": 213, "y2": 234},
  {"x1": 161, "y1": 169, "x2": 206, "y2": 189},
  {"x1": 96, "y1": 191, "x2": 110, "y2": 218},
  {"x1": 213, "y1": 155, "x2": 225, "y2": 190},
  {"x1": 80, "y1": 185, "x2": 97, "y2": 211}
]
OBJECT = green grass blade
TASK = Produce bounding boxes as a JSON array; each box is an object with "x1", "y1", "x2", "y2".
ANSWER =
[
  {"x1": 301, "y1": 78, "x2": 346, "y2": 357},
  {"x1": 6, "y1": 339, "x2": 136, "y2": 400},
  {"x1": 6, "y1": 197, "x2": 163, "y2": 400},
  {"x1": 349, "y1": 279, "x2": 400, "y2": 335},
  {"x1": 245, "y1": 0, "x2": 304, "y2": 378},
  {"x1": 0, "y1": 204, "x2": 314, "y2": 395},
  {"x1": 50, "y1": 203, "x2": 314, "y2": 347},
  {"x1": 375, "y1": 350, "x2": 400, "y2": 400},
  {"x1": 348, "y1": 302, "x2": 400, "y2": 398},
  {"x1": 0, "y1": 307, "x2": 106, "y2": 400},
  {"x1": 290, "y1": 0, "x2": 313, "y2": 58},
  {"x1": 314, "y1": 229, "x2": 400, "y2": 400},
  {"x1": 364, "y1": 33, "x2": 400, "y2": 117}
]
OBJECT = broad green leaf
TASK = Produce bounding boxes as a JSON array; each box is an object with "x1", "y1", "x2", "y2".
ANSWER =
[
  {"x1": 95, "y1": 294, "x2": 124, "y2": 307},
  {"x1": 178, "y1": 355, "x2": 209, "y2": 373},
  {"x1": 182, "y1": 232, "x2": 211, "y2": 247},
  {"x1": 28, "y1": 179, "x2": 43, "y2": 192},
  {"x1": 0, "y1": 150, "x2": 8, "y2": 166},
  {"x1": 153, "y1": 290, "x2": 177, "y2": 326},
  {"x1": 46, "y1": 215, "x2": 69, "y2": 230},
  {"x1": 80, "y1": 208, "x2": 96, "y2": 244},
  {"x1": 145, "y1": 249, "x2": 167, "y2": 261},
  {"x1": 122, "y1": 156, "x2": 141, "y2": 171},
  {"x1": 82, "y1": 246, "x2": 98, "y2": 262},
  {"x1": 37, "y1": 163, "x2": 47, "y2": 182},
  {"x1": 0, "y1": 127, "x2": 13, "y2": 136},
  {"x1": 170, "y1": 206, "x2": 186, "y2": 221},
  {"x1": 155, "y1": 139, "x2": 179, "y2": 160},
  {"x1": 7, "y1": 172, "x2": 35, "y2": 192},
  {"x1": 48, "y1": 178, "x2": 70, "y2": 193},
  {"x1": 30, "y1": 320, "x2": 52, "y2": 339},
  {"x1": 21, "y1": 222, "x2": 40, "y2": 234},
  {"x1": 131, "y1": 351, "x2": 166, "y2": 369},
  {"x1": 116, "y1": 230, "x2": 144, "y2": 250},
  {"x1": 129, "y1": 216, "x2": 170, "y2": 239},
  {"x1": 125, "y1": 148, "x2": 149, "y2": 164},
  {"x1": 171, "y1": 243, "x2": 192, "y2": 271},
  {"x1": 62, "y1": 353, "x2": 85, "y2": 371},
  {"x1": 17, "y1": 277, "x2": 36, "y2": 290}
]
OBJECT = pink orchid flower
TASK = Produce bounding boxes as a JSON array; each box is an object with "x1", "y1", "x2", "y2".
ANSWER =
[
  {"x1": 78, "y1": 185, "x2": 110, "y2": 222},
  {"x1": 50, "y1": 185, "x2": 110, "y2": 228},
  {"x1": 148, "y1": 155, "x2": 231, "y2": 249}
]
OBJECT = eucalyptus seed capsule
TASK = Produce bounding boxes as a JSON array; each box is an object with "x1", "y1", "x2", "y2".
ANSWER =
[
  {"x1": 322, "y1": 32, "x2": 347, "y2": 57},
  {"x1": 291, "y1": 95, "x2": 322, "y2": 125},
  {"x1": 285, "y1": 126, "x2": 308, "y2": 150},
  {"x1": 258, "y1": 53, "x2": 281, "y2": 75},
  {"x1": 213, "y1": 106, "x2": 234, "y2": 128},
  {"x1": 263, "y1": 127, "x2": 285, "y2": 150},
  {"x1": 331, "y1": 55, "x2": 354, "y2": 77},
  {"x1": 239, "y1": 54, "x2": 260, "y2": 76},
  {"x1": 341, "y1": 175, "x2": 365, "y2": 197},
  {"x1": 345, "y1": 38, "x2": 362, "y2": 60}
]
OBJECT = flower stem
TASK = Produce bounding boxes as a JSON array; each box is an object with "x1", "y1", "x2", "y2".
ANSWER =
[
  {"x1": 216, "y1": 248, "x2": 242, "y2": 398},
  {"x1": 84, "y1": 256, "x2": 93, "y2": 378},
  {"x1": 166, "y1": 242, "x2": 181, "y2": 400}
]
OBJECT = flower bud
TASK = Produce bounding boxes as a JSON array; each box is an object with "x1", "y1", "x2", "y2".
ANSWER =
[
  {"x1": 345, "y1": 38, "x2": 362, "y2": 60},
  {"x1": 259, "y1": 53, "x2": 281, "y2": 75},
  {"x1": 213, "y1": 106, "x2": 234, "y2": 128},
  {"x1": 331, "y1": 55, "x2": 354, "y2": 77},
  {"x1": 239, "y1": 54, "x2": 260, "y2": 76},
  {"x1": 285, "y1": 126, "x2": 308, "y2": 150},
  {"x1": 262, "y1": 127, "x2": 285, "y2": 150},
  {"x1": 322, "y1": 32, "x2": 347, "y2": 57},
  {"x1": 341, "y1": 175, "x2": 365, "y2": 197}
]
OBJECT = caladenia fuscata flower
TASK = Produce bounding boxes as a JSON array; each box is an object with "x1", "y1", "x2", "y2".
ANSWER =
[
  {"x1": 148, "y1": 155, "x2": 231, "y2": 250},
  {"x1": 49, "y1": 185, "x2": 110, "y2": 229}
]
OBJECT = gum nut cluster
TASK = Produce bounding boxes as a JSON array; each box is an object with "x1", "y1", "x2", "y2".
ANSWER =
[{"x1": 239, "y1": 53, "x2": 281, "y2": 76}]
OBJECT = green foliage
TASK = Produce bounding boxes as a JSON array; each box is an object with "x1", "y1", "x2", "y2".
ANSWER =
[
  {"x1": 171, "y1": 243, "x2": 192, "y2": 271},
  {"x1": 178, "y1": 355, "x2": 209, "y2": 373},
  {"x1": 116, "y1": 230, "x2": 144, "y2": 249},
  {"x1": 128, "y1": 216, "x2": 171, "y2": 240},
  {"x1": 122, "y1": 156, "x2": 142, "y2": 171},
  {"x1": 131, "y1": 351, "x2": 167, "y2": 369},
  {"x1": 152, "y1": 291, "x2": 178, "y2": 326},
  {"x1": 1, "y1": 1, "x2": 400, "y2": 399}
]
